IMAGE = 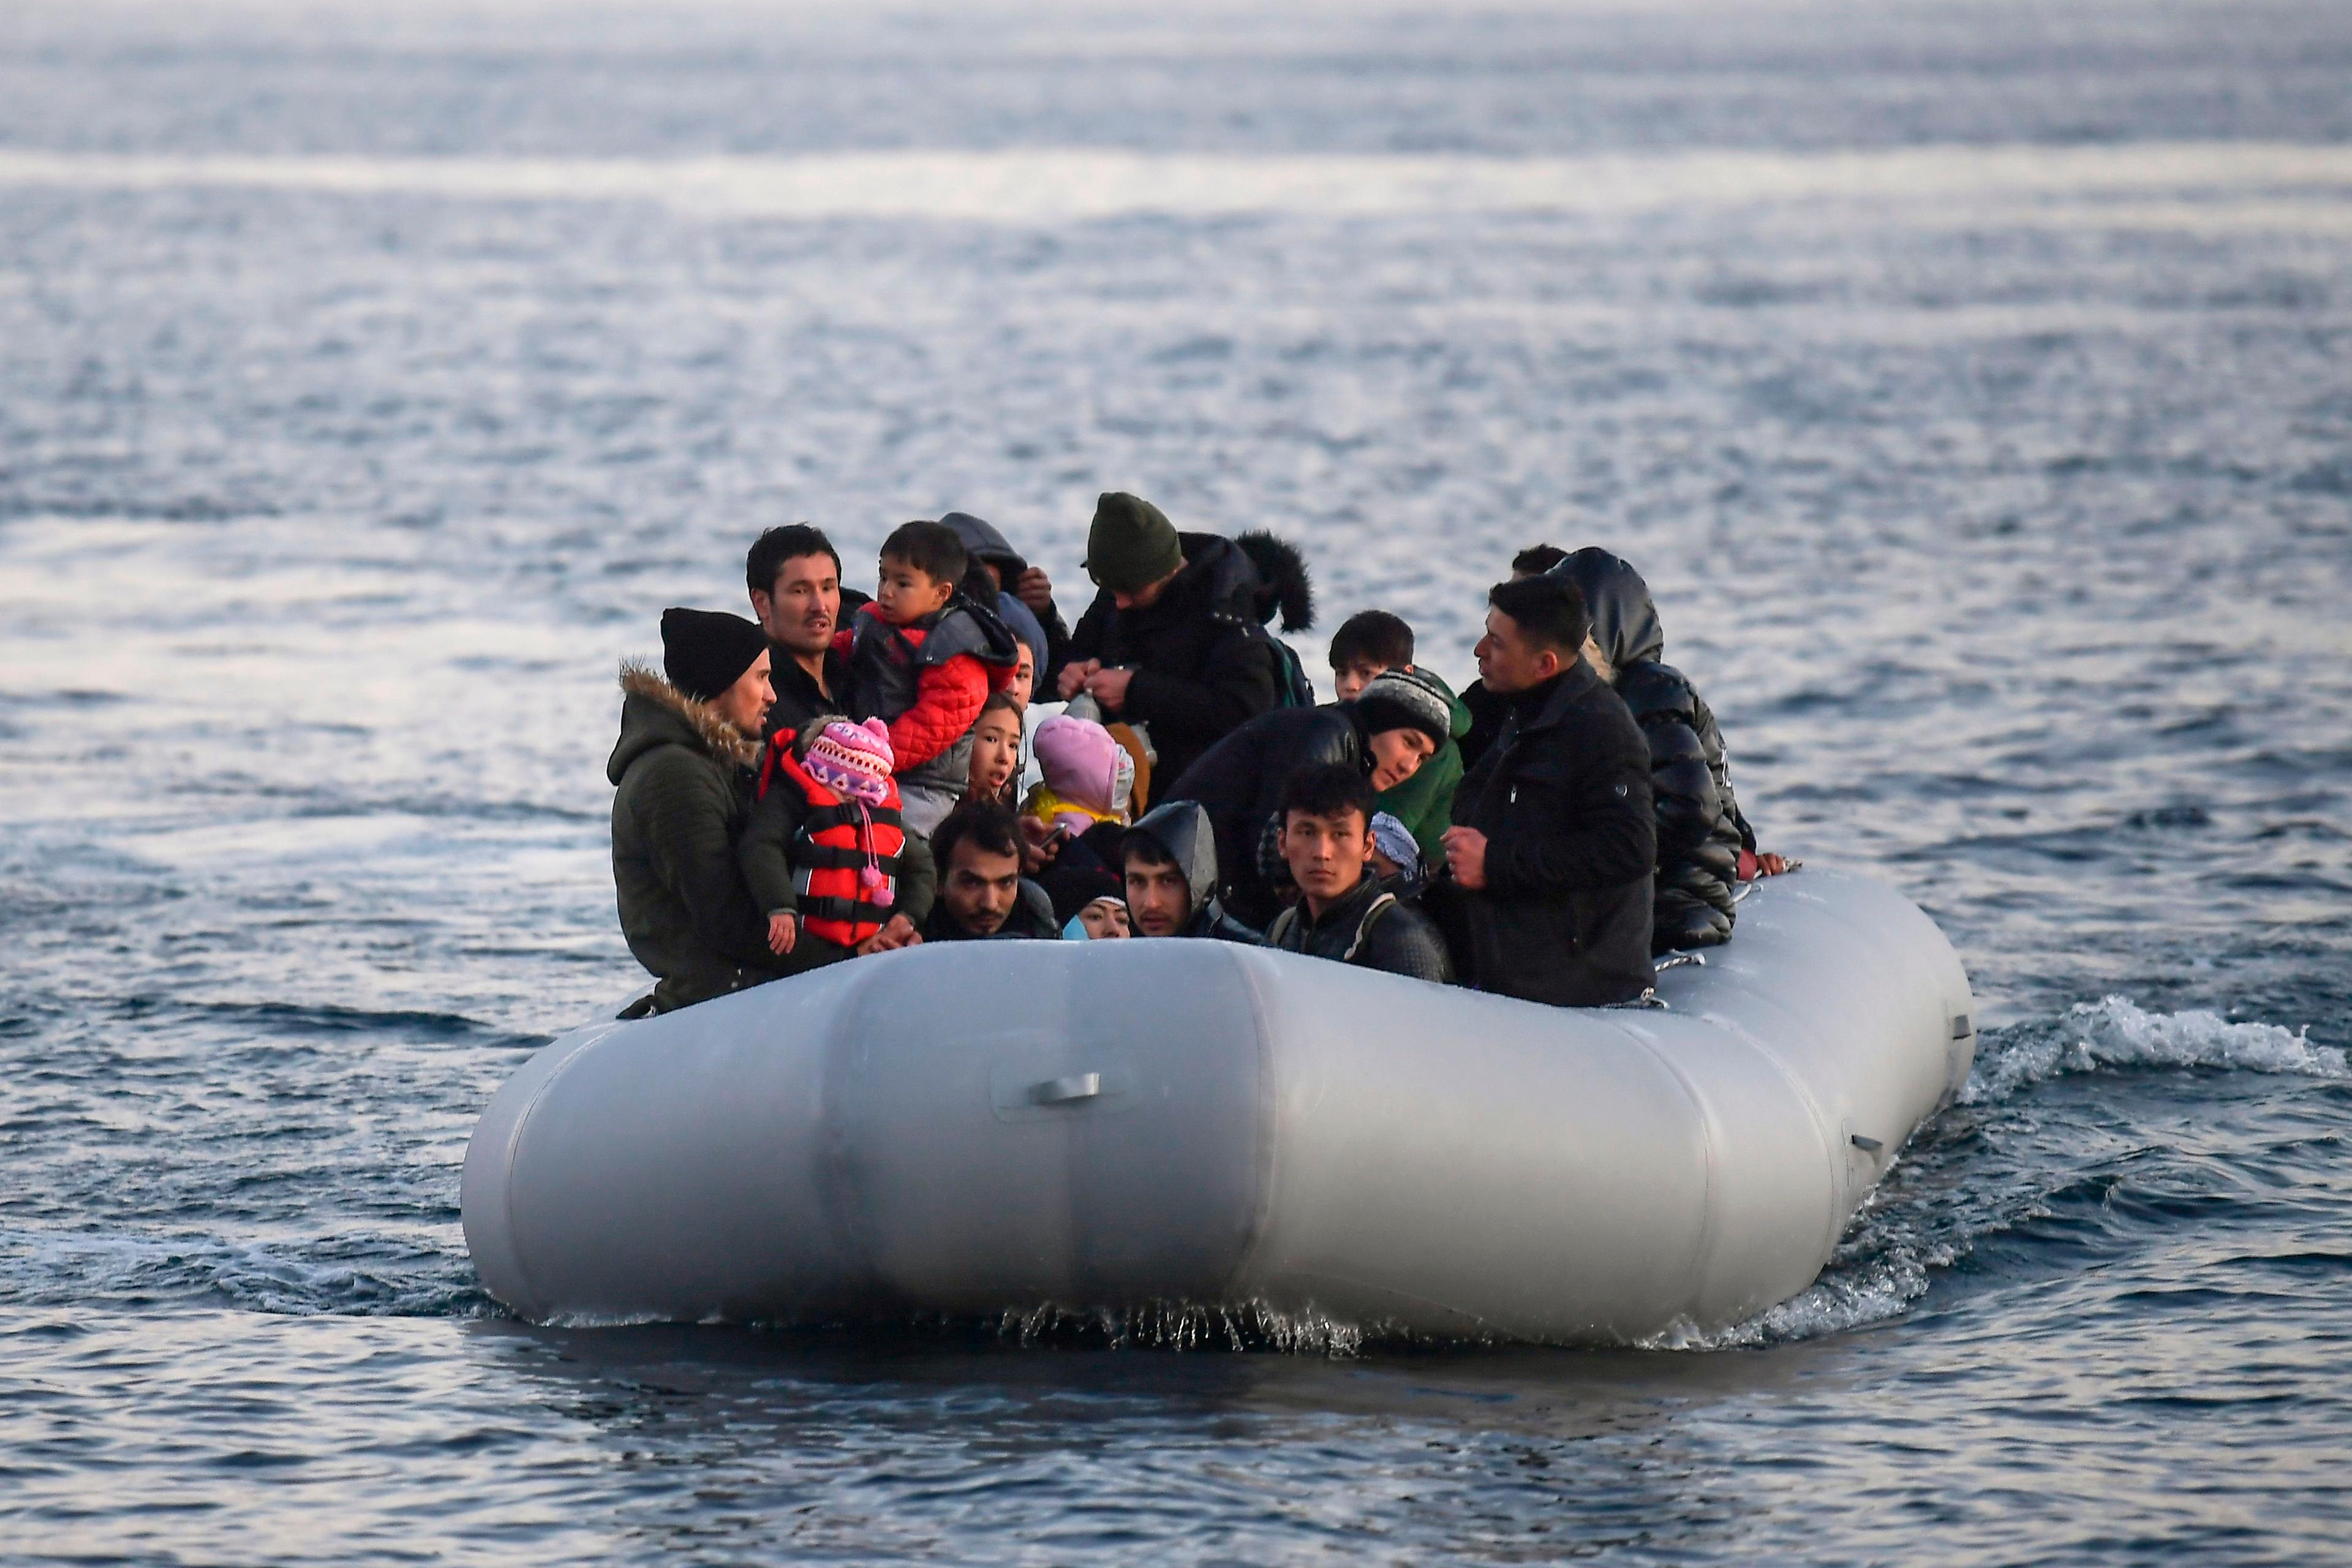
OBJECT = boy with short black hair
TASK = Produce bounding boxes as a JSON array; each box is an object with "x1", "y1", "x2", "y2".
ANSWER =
[
  {"x1": 1327, "y1": 610, "x2": 1416, "y2": 702},
  {"x1": 1265, "y1": 764, "x2": 1452, "y2": 982},
  {"x1": 842, "y1": 519, "x2": 1022, "y2": 834}
]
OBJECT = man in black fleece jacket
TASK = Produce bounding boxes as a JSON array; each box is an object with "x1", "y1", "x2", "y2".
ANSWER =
[{"x1": 1436, "y1": 574, "x2": 1656, "y2": 1007}]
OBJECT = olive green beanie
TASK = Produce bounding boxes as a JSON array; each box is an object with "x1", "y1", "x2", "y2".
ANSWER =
[{"x1": 1084, "y1": 492, "x2": 1183, "y2": 594}]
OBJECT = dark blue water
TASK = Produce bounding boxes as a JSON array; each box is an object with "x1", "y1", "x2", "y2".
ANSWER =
[{"x1": 4, "y1": 1, "x2": 2350, "y2": 1560}]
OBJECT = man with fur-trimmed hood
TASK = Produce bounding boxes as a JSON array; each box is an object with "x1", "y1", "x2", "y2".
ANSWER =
[{"x1": 608, "y1": 608, "x2": 792, "y2": 1014}]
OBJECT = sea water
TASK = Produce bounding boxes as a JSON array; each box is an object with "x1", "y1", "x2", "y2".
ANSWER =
[{"x1": 2, "y1": 1, "x2": 2349, "y2": 1560}]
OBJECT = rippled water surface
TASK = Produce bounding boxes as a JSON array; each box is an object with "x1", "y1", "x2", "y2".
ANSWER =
[{"x1": 4, "y1": 1, "x2": 2351, "y2": 1561}]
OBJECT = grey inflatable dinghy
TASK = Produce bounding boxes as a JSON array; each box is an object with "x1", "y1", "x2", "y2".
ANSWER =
[{"x1": 462, "y1": 868, "x2": 1975, "y2": 1343}]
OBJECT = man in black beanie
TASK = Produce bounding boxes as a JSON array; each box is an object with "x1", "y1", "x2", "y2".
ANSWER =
[
  {"x1": 1057, "y1": 491, "x2": 1281, "y2": 787},
  {"x1": 607, "y1": 608, "x2": 793, "y2": 1014}
]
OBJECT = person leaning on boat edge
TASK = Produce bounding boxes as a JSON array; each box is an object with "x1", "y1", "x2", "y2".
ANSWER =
[
  {"x1": 1432, "y1": 573, "x2": 1657, "y2": 1007},
  {"x1": 609, "y1": 608, "x2": 791, "y2": 1016}
]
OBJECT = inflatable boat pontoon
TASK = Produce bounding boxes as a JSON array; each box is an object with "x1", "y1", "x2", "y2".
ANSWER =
[{"x1": 462, "y1": 868, "x2": 1975, "y2": 1343}]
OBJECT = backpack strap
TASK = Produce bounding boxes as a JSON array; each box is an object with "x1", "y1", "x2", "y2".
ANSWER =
[
  {"x1": 1340, "y1": 893, "x2": 1398, "y2": 963},
  {"x1": 1265, "y1": 905, "x2": 1300, "y2": 948}
]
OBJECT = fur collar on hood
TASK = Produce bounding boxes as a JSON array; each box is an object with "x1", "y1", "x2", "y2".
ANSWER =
[{"x1": 611, "y1": 660, "x2": 762, "y2": 780}]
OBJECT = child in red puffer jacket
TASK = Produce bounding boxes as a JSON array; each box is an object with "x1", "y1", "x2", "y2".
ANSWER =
[{"x1": 837, "y1": 519, "x2": 1020, "y2": 835}]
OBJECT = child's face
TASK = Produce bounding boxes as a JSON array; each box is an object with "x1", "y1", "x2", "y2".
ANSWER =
[
  {"x1": 1369, "y1": 848, "x2": 1404, "y2": 881},
  {"x1": 875, "y1": 554, "x2": 955, "y2": 624},
  {"x1": 968, "y1": 710, "x2": 1022, "y2": 797},
  {"x1": 1333, "y1": 659, "x2": 1387, "y2": 701},
  {"x1": 1079, "y1": 900, "x2": 1131, "y2": 939},
  {"x1": 1007, "y1": 644, "x2": 1036, "y2": 708}
]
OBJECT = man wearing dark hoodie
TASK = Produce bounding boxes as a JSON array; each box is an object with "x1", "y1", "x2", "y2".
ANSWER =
[
  {"x1": 1058, "y1": 492, "x2": 1283, "y2": 788},
  {"x1": 1553, "y1": 547, "x2": 1765, "y2": 954},
  {"x1": 1121, "y1": 800, "x2": 1264, "y2": 943},
  {"x1": 1160, "y1": 667, "x2": 1456, "y2": 930},
  {"x1": 608, "y1": 608, "x2": 793, "y2": 1014}
]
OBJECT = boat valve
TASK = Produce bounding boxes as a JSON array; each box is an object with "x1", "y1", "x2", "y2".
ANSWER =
[{"x1": 1030, "y1": 1073, "x2": 1104, "y2": 1106}]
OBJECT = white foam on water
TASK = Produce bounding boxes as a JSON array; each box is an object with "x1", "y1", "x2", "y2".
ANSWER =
[
  {"x1": 0, "y1": 142, "x2": 2347, "y2": 224},
  {"x1": 1961, "y1": 995, "x2": 2346, "y2": 1106}
]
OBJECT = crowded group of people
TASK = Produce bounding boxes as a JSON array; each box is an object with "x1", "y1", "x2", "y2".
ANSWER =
[{"x1": 609, "y1": 493, "x2": 1785, "y2": 1017}]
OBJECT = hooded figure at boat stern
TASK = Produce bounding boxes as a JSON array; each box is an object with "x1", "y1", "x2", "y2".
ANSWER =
[
  {"x1": 1553, "y1": 546, "x2": 1757, "y2": 955},
  {"x1": 608, "y1": 611, "x2": 791, "y2": 1014},
  {"x1": 1435, "y1": 575, "x2": 1656, "y2": 1007}
]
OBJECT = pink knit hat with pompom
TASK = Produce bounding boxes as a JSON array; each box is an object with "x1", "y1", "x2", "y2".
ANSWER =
[{"x1": 802, "y1": 717, "x2": 895, "y2": 805}]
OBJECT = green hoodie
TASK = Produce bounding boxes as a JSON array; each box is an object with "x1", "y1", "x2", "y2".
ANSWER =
[{"x1": 1373, "y1": 668, "x2": 1472, "y2": 863}]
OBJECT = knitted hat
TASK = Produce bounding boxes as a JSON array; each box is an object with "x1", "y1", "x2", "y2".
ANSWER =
[
  {"x1": 801, "y1": 717, "x2": 895, "y2": 805},
  {"x1": 1368, "y1": 812, "x2": 1422, "y2": 877},
  {"x1": 1350, "y1": 666, "x2": 1453, "y2": 748},
  {"x1": 1084, "y1": 492, "x2": 1183, "y2": 593},
  {"x1": 661, "y1": 607, "x2": 769, "y2": 703},
  {"x1": 1033, "y1": 714, "x2": 1133, "y2": 818}
]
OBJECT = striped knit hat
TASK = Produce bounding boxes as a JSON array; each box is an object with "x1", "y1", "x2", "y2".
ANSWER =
[
  {"x1": 802, "y1": 717, "x2": 894, "y2": 805},
  {"x1": 1351, "y1": 666, "x2": 1454, "y2": 748}
]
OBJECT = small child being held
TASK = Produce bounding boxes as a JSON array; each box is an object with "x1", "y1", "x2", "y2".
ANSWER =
[
  {"x1": 739, "y1": 715, "x2": 933, "y2": 963},
  {"x1": 840, "y1": 519, "x2": 1022, "y2": 834}
]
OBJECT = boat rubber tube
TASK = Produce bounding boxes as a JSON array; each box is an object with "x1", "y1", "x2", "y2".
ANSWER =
[{"x1": 462, "y1": 867, "x2": 1976, "y2": 1343}]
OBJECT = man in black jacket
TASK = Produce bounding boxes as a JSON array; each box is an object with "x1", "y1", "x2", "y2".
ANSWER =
[
  {"x1": 1436, "y1": 574, "x2": 1656, "y2": 1007},
  {"x1": 1057, "y1": 492, "x2": 1281, "y2": 787},
  {"x1": 747, "y1": 524, "x2": 853, "y2": 740}
]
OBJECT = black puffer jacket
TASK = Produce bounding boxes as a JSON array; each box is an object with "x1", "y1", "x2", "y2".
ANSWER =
[
  {"x1": 607, "y1": 663, "x2": 788, "y2": 1013},
  {"x1": 1066, "y1": 532, "x2": 1281, "y2": 788},
  {"x1": 1162, "y1": 704, "x2": 1368, "y2": 930},
  {"x1": 1438, "y1": 663, "x2": 1656, "y2": 1007},
  {"x1": 1555, "y1": 548, "x2": 1754, "y2": 954},
  {"x1": 1267, "y1": 871, "x2": 1453, "y2": 985}
]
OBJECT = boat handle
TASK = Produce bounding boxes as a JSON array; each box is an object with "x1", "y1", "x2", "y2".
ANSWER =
[
  {"x1": 1030, "y1": 1073, "x2": 1103, "y2": 1106},
  {"x1": 1850, "y1": 1133, "x2": 1884, "y2": 1154}
]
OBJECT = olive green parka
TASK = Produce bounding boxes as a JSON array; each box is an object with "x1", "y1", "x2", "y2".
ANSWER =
[{"x1": 608, "y1": 662, "x2": 789, "y2": 1012}]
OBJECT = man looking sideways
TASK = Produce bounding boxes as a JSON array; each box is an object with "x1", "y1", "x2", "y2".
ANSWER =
[
  {"x1": 1436, "y1": 574, "x2": 1656, "y2": 1007},
  {"x1": 746, "y1": 524, "x2": 851, "y2": 739},
  {"x1": 1265, "y1": 764, "x2": 1452, "y2": 983},
  {"x1": 608, "y1": 608, "x2": 786, "y2": 1014}
]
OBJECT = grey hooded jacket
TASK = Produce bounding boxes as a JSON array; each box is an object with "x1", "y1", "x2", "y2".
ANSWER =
[{"x1": 1123, "y1": 800, "x2": 1264, "y2": 944}]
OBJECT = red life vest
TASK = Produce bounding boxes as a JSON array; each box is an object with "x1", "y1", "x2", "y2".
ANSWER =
[{"x1": 758, "y1": 733, "x2": 908, "y2": 948}]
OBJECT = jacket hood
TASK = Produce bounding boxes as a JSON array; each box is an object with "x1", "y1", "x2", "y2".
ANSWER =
[
  {"x1": 1555, "y1": 547, "x2": 1665, "y2": 672},
  {"x1": 1166, "y1": 532, "x2": 1265, "y2": 624},
  {"x1": 1125, "y1": 799, "x2": 1220, "y2": 914},
  {"x1": 940, "y1": 510, "x2": 1025, "y2": 578},
  {"x1": 608, "y1": 660, "x2": 761, "y2": 784},
  {"x1": 1234, "y1": 530, "x2": 1314, "y2": 632}
]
